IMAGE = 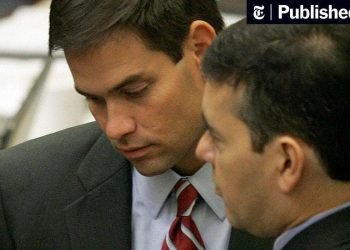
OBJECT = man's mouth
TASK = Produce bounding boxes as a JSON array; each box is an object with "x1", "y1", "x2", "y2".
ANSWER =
[{"x1": 117, "y1": 145, "x2": 152, "y2": 160}]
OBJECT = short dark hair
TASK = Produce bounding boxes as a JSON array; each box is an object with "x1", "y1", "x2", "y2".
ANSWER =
[
  {"x1": 202, "y1": 20, "x2": 350, "y2": 181},
  {"x1": 49, "y1": 0, "x2": 224, "y2": 61}
]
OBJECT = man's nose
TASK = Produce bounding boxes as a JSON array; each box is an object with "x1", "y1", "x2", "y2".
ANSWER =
[
  {"x1": 196, "y1": 131, "x2": 215, "y2": 164},
  {"x1": 103, "y1": 104, "x2": 137, "y2": 141}
]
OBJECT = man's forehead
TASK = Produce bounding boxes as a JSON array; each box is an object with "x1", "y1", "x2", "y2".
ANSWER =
[
  {"x1": 64, "y1": 28, "x2": 146, "y2": 59},
  {"x1": 203, "y1": 80, "x2": 229, "y2": 104},
  {"x1": 203, "y1": 81, "x2": 245, "y2": 117},
  {"x1": 202, "y1": 81, "x2": 225, "y2": 121}
]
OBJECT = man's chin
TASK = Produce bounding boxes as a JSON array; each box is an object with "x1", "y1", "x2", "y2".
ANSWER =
[{"x1": 132, "y1": 161, "x2": 170, "y2": 177}]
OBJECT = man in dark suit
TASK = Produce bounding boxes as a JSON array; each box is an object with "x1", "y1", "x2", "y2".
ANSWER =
[
  {"x1": 0, "y1": 1, "x2": 273, "y2": 249},
  {"x1": 196, "y1": 20, "x2": 350, "y2": 249}
]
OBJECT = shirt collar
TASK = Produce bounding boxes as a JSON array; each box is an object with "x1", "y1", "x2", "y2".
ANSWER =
[{"x1": 132, "y1": 163, "x2": 226, "y2": 220}]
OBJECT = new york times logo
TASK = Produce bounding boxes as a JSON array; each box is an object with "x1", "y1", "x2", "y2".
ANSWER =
[
  {"x1": 279, "y1": 5, "x2": 350, "y2": 20},
  {"x1": 247, "y1": 0, "x2": 350, "y2": 24},
  {"x1": 253, "y1": 5, "x2": 265, "y2": 20}
]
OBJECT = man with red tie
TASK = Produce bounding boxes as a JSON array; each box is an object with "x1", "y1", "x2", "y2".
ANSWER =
[{"x1": 0, "y1": 1, "x2": 273, "y2": 249}]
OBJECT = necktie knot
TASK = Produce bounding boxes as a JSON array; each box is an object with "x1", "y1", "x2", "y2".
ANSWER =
[
  {"x1": 162, "y1": 179, "x2": 205, "y2": 250},
  {"x1": 174, "y1": 179, "x2": 199, "y2": 217}
]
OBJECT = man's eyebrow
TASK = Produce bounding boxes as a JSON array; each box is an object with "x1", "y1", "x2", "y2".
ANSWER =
[
  {"x1": 74, "y1": 72, "x2": 147, "y2": 97},
  {"x1": 111, "y1": 73, "x2": 147, "y2": 93},
  {"x1": 201, "y1": 113, "x2": 221, "y2": 138},
  {"x1": 202, "y1": 113, "x2": 210, "y2": 130}
]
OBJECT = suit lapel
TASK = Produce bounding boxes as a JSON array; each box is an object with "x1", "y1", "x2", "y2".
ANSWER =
[{"x1": 64, "y1": 134, "x2": 132, "y2": 250}]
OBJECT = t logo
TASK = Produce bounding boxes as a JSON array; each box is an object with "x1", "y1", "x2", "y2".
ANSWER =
[{"x1": 253, "y1": 5, "x2": 265, "y2": 20}]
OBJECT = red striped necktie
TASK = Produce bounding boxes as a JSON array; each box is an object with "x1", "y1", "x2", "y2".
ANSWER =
[{"x1": 162, "y1": 179, "x2": 205, "y2": 250}]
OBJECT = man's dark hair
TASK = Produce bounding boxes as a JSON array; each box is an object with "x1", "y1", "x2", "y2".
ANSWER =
[
  {"x1": 49, "y1": 0, "x2": 224, "y2": 62},
  {"x1": 202, "y1": 20, "x2": 350, "y2": 181}
]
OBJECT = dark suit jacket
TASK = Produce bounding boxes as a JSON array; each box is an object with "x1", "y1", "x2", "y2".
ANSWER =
[
  {"x1": 0, "y1": 122, "x2": 273, "y2": 249},
  {"x1": 282, "y1": 206, "x2": 350, "y2": 250}
]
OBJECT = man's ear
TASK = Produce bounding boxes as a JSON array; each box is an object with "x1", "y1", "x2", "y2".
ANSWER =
[
  {"x1": 186, "y1": 20, "x2": 216, "y2": 64},
  {"x1": 276, "y1": 136, "x2": 305, "y2": 193}
]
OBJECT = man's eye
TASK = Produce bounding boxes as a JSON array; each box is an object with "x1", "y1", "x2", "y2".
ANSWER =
[
  {"x1": 209, "y1": 133, "x2": 218, "y2": 144},
  {"x1": 120, "y1": 83, "x2": 150, "y2": 97}
]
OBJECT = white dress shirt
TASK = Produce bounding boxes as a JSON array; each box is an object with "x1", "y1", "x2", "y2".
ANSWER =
[{"x1": 132, "y1": 163, "x2": 232, "y2": 250}]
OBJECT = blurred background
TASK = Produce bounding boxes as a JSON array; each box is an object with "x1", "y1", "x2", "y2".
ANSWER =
[{"x1": 0, "y1": 0, "x2": 245, "y2": 149}]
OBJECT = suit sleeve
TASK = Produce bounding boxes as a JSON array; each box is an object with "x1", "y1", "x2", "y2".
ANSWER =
[{"x1": 0, "y1": 184, "x2": 14, "y2": 249}]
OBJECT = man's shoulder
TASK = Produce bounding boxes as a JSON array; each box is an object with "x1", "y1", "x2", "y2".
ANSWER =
[
  {"x1": 284, "y1": 206, "x2": 350, "y2": 249},
  {"x1": 0, "y1": 122, "x2": 132, "y2": 248},
  {"x1": 0, "y1": 122, "x2": 104, "y2": 176},
  {"x1": 2, "y1": 122, "x2": 101, "y2": 156}
]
